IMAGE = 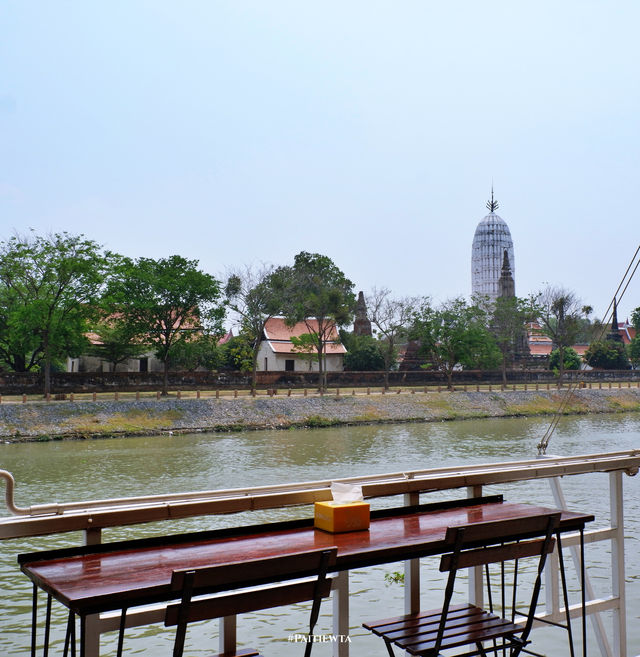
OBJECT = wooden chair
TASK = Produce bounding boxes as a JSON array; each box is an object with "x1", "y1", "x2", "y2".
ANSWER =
[
  {"x1": 363, "y1": 513, "x2": 560, "y2": 657},
  {"x1": 163, "y1": 547, "x2": 337, "y2": 657}
]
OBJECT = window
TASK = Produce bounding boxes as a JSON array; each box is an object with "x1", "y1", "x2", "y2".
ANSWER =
[
  {"x1": 139, "y1": 358, "x2": 148, "y2": 372},
  {"x1": 285, "y1": 359, "x2": 295, "y2": 372}
]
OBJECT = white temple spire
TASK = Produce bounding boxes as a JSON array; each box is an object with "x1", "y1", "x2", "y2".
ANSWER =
[{"x1": 471, "y1": 192, "x2": 515, "y2": 300}]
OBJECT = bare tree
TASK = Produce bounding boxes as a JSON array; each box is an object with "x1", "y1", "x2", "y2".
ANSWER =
[
  {"x1": 537, "y1": 286, "x2": 585, "y2": 384},
  {"x1": 368, "y1": 288, "x2": 422, "y2": 389},
  {"x1": 225, "y1": 264, "x2": 280, "y2": 392}
]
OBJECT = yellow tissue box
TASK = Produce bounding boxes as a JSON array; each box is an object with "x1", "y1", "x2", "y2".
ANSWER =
[{"x1": 314, "y1": 501, "x2": 370, "y2": 533}]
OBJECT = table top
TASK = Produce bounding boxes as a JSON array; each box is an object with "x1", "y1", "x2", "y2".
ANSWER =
[{"x1": 19, "y1": 495, "x2": 593, "y2": 616}]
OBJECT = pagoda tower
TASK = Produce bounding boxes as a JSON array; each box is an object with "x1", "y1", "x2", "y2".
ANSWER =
[
  {"x1": 353, "y1": 291, "x2": 372, "y2": 336},
  {"x1": 471, "y1": 190, "x2": 515, "y2": 300}
]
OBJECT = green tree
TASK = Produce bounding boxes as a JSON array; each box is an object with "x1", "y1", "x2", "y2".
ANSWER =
[
  {"x1": 0, "y1": 283, "x2": 44, "y2": 371},
  {"x1": 219, "y1": 333, "x2": 255, "y2": 372},
  {"x1": 166, "y1": 334, "x2": 222, "y2": 371},
  {"x1": 225, "y1": 265, "x2": 282, "y2": 391},
  {"x1": 584, "y1": 340, "x2": 630, "y2": 370},
  {"x1": 411, "y1": 298, "x2": 500, "y2": 390},
  {"x1": 341, "y1": 332, "x2": 385, "y2": 371},
  {"x1": 629, "y1": 337, "x2": 640, "y2": 369},
  {"x1": 368, "y1": 288, "x2": 419, "y2": 389},
  {"x1": 87, "y1": 315, "x2": 148, "y2": 372},
  {"x1": 537, "y1": 286, "x2": 585, "y2": 385},
  {"x1": 0, "y1": 232, "x2": 108, "y2": 394},
  {"x1": 273, "y1": 252, "x2": 355, "y2": 390},
  {"x1": 549, "y1": 347, "x2": 582, "y2": 372},
  {"x1": 106, "y1": 255, "x2": 224, "y2": 394},
  {"x1": 631, "y1": 307, "x2": 640, "y2": 332},
  {"x1": 491, "y1": 295, "x2": 537, "y2": 385}
]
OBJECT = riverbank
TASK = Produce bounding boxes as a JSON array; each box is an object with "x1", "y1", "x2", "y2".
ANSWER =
[{"x1": 1, "y1": 388, "x2": 640, "y2": 441}]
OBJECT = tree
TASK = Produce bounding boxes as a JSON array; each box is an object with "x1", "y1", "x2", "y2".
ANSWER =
[
  {"x1": 549, "y1": 347, "x2": 582, "y2": 372},
  {"x1": 368, "y1": 288, "x2": 419, "y2": 389},
  {"x1": 219, "y1": 333, "x2": 254, "y2": 372},
  {"x1": 273, "y1": 252, "x2": 355, "y2": 390},
  {"x1": 537, "y1": 286, "x2": 585, "y2": 385},
  {"x1": 629, "y1": 337, "x2": 640, "y2": 369},
  {"x1": 87, "y1": 314, "x2": 148, "y2": 372},
  {"x1": 631, "y1": 307, "x2": 640, "y2": 332},
  {"x1": 584, "y1": 340, "x2": 630, "y2": 370},
  {"x1": 0, "y1": 232, "x2": 108, "y2": 394},
  {"x1": 491, "y1": 295, "x2": 537, "y2": 385},
  {"x1": 106, "y1": 255, "x2": 224, "y2": 395},
  {"x1": 340, "y1": 332, "x2": 385, "y2": 371},
  {"x1": 0, "y1": 283, "x2": 44, "y2": 372},
  {"x1": 166, "y1": 334, "x2": 222, "y2": 371},
  {"x1": 410, "y1": 298, "x2": 500, "y2": 390},
  {"x1": 225, "y1": 264, "x2": 282, "y2": 390}
]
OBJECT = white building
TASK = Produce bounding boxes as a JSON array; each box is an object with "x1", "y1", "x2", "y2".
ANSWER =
[
  {"x1": 471, "y1": 192, "x2": 515, "y2": 300},
  {"x1": 256, "y1": 318, "x2": 346, "y2": 372}
]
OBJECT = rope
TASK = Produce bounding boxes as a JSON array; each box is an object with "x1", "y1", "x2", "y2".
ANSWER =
[{"x1": 537, "y1": 244, "x2": 640, "y2": 455}]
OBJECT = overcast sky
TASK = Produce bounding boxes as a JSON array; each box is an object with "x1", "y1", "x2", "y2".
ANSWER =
[{"x1": 2, "y1": 1, "x2": 639, "y2": 324}]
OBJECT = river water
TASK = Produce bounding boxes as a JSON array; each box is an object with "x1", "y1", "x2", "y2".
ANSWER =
[{"x1": 1, "y1": 414, "x2": 639, "y2": 656}]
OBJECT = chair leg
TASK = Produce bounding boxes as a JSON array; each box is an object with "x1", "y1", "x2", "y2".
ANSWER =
[
  {"x1": 63, "y1": 612, "x2": 74, "y2": 657},
  {"x1": 556, "y1": 533, "x2": 576, "y2": 657},
  {"x1": 303, "y1": 549, "x2": 333, "y2": 657},
  {"x1": 116, "y1": 607, "x2": 127, "y2": 657},
  {"x1": 44, "y1": 595, "x2": 52, "y2": 657},
  {"x1": 383, "y1": 637, "x2": 397, "y2": 657},
  {"x1": 173, "y1": 570, "x2": 195, "y2": 657},
  {"x1": 30, "y1": 585, "x2": 38, "y2": 657}
]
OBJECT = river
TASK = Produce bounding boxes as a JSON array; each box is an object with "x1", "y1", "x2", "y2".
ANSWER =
[{"x1": 1, "y1": 413, "x2": 639, "y2": 656}]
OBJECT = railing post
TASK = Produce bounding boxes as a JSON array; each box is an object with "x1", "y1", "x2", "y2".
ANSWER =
[
  {"x1": 332, "y1": 570, "x2": 349, "y2": 657},
  {"x1": 219, "y1": 616, "x2": 237, "y2": 655},
  {"x1": 611, "y1": 470, "x2": 627, "y2": 657},
  {"x1": 404, "y1": 491, "x2": 420, "y2": 615},
  {"x1": 82, "y1": 527, "x2": 103, "y2": 657},
  {"x1": 467, "y1": 485, "x2": 483, "y2": 606}
]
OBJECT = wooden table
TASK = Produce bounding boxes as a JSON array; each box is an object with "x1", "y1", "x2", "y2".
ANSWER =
[{"x1": 19, "y1": 495, "x2": 593, "y2": 656}]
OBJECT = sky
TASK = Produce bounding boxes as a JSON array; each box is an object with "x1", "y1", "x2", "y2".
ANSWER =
[{"x1": 1, "y1": 1, "x2": 639, "y2": 325}]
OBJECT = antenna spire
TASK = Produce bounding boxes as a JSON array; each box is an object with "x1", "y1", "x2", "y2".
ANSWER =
[{"x1": 486, "y1": 185, "x2": 499, "y2": 213}]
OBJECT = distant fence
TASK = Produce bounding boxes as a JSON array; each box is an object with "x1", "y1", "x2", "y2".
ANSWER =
[{"x1": 1, "y1": 368, "x2": 640, "y2": 394}]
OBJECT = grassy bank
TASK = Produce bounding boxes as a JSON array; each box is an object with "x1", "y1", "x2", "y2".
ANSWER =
[{"x1": 1, "y1": 388, "x2": 640, "y2": 442}]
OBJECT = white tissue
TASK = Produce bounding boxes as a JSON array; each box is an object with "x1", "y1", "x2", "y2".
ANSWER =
[{"x1": 331, "y1": 482, "x2": 363, "y2": 504}]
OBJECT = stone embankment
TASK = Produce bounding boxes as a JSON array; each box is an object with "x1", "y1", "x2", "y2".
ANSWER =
[{"x1": 1, "y1": 388, "x2": 640, "y2": 442}]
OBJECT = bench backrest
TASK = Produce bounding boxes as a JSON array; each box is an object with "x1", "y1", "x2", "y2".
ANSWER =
[
  {"x1": 440, "y1": 512, "x2": 560, "y2": 572},
  {"x1": 165, "y1": 547, "x2": 337, "y2": 652}
]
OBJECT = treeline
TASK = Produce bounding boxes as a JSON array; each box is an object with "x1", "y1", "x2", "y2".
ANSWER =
[{"x1": 1, "y1": 231, "x2": 638, "y2": 396}]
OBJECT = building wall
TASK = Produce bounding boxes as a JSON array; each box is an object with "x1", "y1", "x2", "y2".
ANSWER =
[
  {"x1": 67, "y1": 352, "x2": 164, "y2": 373},
  {"x1": 256, "y1": 342, "x2": 344, "y2": 372}
]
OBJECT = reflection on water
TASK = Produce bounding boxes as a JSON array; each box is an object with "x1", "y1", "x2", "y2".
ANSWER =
[{"x1": 1, "y1": 414, "x2": 640, "y2": 656}]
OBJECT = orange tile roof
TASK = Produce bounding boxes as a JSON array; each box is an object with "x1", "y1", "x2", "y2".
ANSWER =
[
  {"x1": 529, "y1": 343, "x2": 552, "y2": 356},
  {"x1": 263, "y1": 317, "x2": 347, "y2": 355}
]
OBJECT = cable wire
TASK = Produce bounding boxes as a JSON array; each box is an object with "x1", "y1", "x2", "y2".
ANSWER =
[{"x1": 537, "y1": 244, "x2": 640, "y2": 455}]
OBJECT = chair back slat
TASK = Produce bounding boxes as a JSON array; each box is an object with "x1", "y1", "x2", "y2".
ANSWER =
[
  {"x1": 440, "y1": 536, "x2": 556, "y2": 572},
  {"x1": 170, "y1": 547, "x2": 337, "y2": 594},
  {"x1": 165, "y1": 578, "x2": 333, "y2": 626},
  {"x1": 442, "y1": 512, "x2": 560, "y2": 548}
]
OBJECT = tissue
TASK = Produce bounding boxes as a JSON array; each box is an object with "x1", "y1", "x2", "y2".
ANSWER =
[
  {"x1": 314, "y1": 482, "x2": 370, "y2": 533},
  {"x1": 330, "y1": 482, "x2": 363, "y2": 504}
]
